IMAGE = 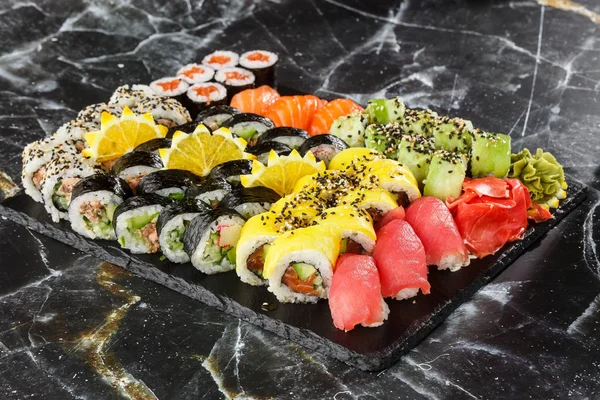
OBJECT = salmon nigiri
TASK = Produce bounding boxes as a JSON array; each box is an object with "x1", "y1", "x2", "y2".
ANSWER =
[
  {"x1": 308, "y1": 98, "x2": 364, "y2": 136},
  {"x1": 264, "y1": 95, "x2": 327, "y2": 130},
  {"x1": 229, "y1": 85, "x2": 280, "y2": 117}
]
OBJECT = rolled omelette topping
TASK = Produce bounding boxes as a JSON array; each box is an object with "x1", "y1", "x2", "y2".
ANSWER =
[{"x1": 508, "y1": 148, "x2": 567, "y2": 207}]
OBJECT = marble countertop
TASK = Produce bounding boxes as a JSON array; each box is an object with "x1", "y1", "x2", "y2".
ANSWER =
[{"x1": 1, "y1": 0, "x2": 599, "y2": 398}]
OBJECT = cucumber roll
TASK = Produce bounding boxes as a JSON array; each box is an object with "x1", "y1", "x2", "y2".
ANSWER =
[
  {"x1": 431, "y1": 116, "x2": 473, "y2": 154},
  {"x1": 109, "y1": 84, "x2": 156, "y2": 108},
  {"x1": 194, "y1": 105, "x2": 241, "y2": 130},
  {"x1": 111, "y1": 151, "x2": 164, "y2": 193},
  {"x1": 214, "y1": 67, "x2": 255, "y2": 99},
  {"x1": 236, "y1": 213, "x2": 281, "y2": 286},
  {"x1": 137, "y1": 169, "x2": 203, "y2": 200},
  {"x1": 245, "y1": 141, "x2": 292, "y2": 164},
  {"x1": 186, "y1": 83, "x2": 228, "y2": 118},
  {"x1": 133, "y1": 138, "x2": 173, "y2": 155},
  {"x1": 297, "y1": 134, "x2": 349, "y2": 166},
  {"x1": 183, "y1": 208, "x2": 245, "y2": 274},
  {"x1": 113, "y1": 194, "x2": 174, "y2": 254},
  {"x1": 470, "y1": 129, "x2": 511, "y2": 178},
  {"x1": 365, "y1": 97, "x2": 405, "y2": 125},
  {"x1": 202, "y1": 50, "x2": 239, "y2": 70},
  {"x1": 364, "y1": 123, "x2": 404, "y2": 158},
  {"x1": 207, "y1": 159, "x2": 253, "y2": 186},
  {"x1": 423, "y1": 150, "x2": 467, "y2": 201},
  {"x1": 221, "y1": 113, "x2": 275, "y2": 145},
  {"x1": 239, "y1": 50, "x2": 279, "y2": 87},
  {"x1": 263, "y1": 225, "x2": 341, "y2": 303},
  {"x1": 185, "y1": 178, "x2": 231, "y2": 208},
  {"x1": 176, "y1": 63, "x2": 215, "y2": 84},
  {"x1": 329, "y1": 112, "x2": 368, "y2": 148},
  {"x1": 220, "y1": 186, "x2": 281, "y2": 219},
  {"x1": 256, "y1": 127, "x2": 309, "y2": 150},
  {"x1": 134, "y1": 97, "x2": 191, "y2": 128},
  {"x1": 400, "y1": 109, "x2": 439, "y2": 137},
  {"x1": 395, "y1": 134, "x2": 436, "y2": 186},
  {"x1": 156, "y1": 199, "x2": 210, "y2": 263},
  {"x1": 68, "y1": 174, "x2": 133, "y2": 240}
]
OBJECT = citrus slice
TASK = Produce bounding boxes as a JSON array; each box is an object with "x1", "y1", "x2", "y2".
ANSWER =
[
  {"x1": 240, "y1": 150, "x2": 326, "y2": 196},
  {"x1": 82, "y1": 106, "x2": 167, "y2": 162},
  {"x1": 159, "y1": 125, "x2": 249, "y2": 177}
]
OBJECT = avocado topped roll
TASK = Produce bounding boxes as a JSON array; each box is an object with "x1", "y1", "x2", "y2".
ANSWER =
[
  {"x1": 113, "y1": 194, "x2": 174, "y2": 254},
  {"x1": 68, "y1": 174, "x2": 133, "y2": 240},
  {"x1": 207, "y1": 159, "x2": 253, "y2": 186},
  {"x1": 220, "y1": 186, "x2": 281, "y2": 219},
  {"x1": 236, "y1": 212, "x2": 281, "y2": 286},
  {"x1": 156, "y1": 200, "x2": 210, "y2": 263},
  {"x1": 111, "y1": 151, "x2": 164, "y2": 193},
  {"x1": 263, "y1": 225, "x2": 340, "y2": 303},
  {"x1": 194, "y1": 105, "x2": 241, "y2": 131},
  {"x1": 221, "y1": 113, "x2": 275, "y2": 145},
  {"x1": 256, "y1": 127, "x2": 309, "y2": 150},
  {"x1": 137, "y1": 169, "x2": 203, "y2": 200},
  {"x1": 185, "y1": 178, "x2": 232, "y2": 208},
  {"x1": 183, "y1": 208, "x2": 245, "y2": 274}
]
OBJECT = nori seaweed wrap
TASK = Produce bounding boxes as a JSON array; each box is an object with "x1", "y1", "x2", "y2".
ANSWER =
[
  {"x1": 245, "y1": 141, "x2": 292, "y2": 164},
  {"x1": 166, "y1": 121, "x2": 206, "y2": 138},
  {"x1": 185, "y1": 178, "x2": 232, "y2": 208},
  {"x1": 137, "y1": 169, "x2": 203, "y2": 200},
  {"x1": 194, "y1": 105, "x2": 241, "y2": 131},
  {"x1": 222, "y1": 113, "x2": 275, "y2": 145},
  {"x1": 220, "y1": 186, "x2": 281, "y2": 219},
  {"x1": 111, "y1": 151, "x2": 164, "y2": 193},
  {"x1": 257, "y1": 127, "x2": 308, "y2": 150},
  {"x1": 207, "y1": 159, "x2": 253, "y2": 185},
  {"x1": 133, "y1": 138, "x2": 173, "y2": 154},
  {"x1": 298, "y1": 134, "x2": 349, "y2": 166}
]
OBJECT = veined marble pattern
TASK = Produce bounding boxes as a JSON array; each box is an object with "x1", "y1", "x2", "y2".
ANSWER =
[{"x1": 0, "y1": 0, "x2": 599, "y2": 398}]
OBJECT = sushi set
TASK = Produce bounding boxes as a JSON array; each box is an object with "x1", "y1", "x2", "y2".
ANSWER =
[{"x1": 1, "y1": 49, "x2": 588, "y2": 370}]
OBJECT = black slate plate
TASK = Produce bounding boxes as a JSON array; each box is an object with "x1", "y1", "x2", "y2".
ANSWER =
[{"x1": 0, "y1": 177, "x2": 587, "y2": 370}]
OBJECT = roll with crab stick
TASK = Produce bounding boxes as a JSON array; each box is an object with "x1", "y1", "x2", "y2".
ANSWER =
[{"x1": 263, "y1": 225, "x2": 341, "y2": 304}]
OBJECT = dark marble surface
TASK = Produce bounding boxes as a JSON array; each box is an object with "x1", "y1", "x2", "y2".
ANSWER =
[{"x1": 0, "y1": 0, "x2": 599, "y2": 398}]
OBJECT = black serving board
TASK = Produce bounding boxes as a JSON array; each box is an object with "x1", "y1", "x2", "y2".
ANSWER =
[{"x1": 0, "y1": 177, "x2": 587, "y2": 370}]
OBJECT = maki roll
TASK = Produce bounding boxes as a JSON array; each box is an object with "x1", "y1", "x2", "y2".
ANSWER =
[
  {"x1": 113, "y1": 194, "x2": 174, "y2": 254},
  {"x1": 339, "y1": 188, "x2": 398, "y2": 226},
  {"x1": 186, "y1": 83, "x2": 228, "y2": 118},
  {"x1": 111, "y1": 151, "x2": 164, "y2": 193},
  {"x1": 137, "y1": 169, "x2": 203, "y2": 200},
  {"x1": 183, "y1": 208, "x2": 245, "y2": 274},
  {"x1": 221, "y1": 113, "x2": 274, "y2": 145},
  {"x1": 298, "y1": 134, "x2": 349, "y2": 166},
  {"x1": 207, "y1": 159, "x2": 253, "y2": 185},
  {"x1": 312, "y1": 206, "x2": 376, "y2": 254},
  {"x1": 214, "y1": 67, "x2": 255, "y2": 98},
  {"x1": 156, "y1": 199, "x2": 210, "y2": 263},
  {"x1": 109, "y1": 84, "x2": 156, "y2": 108},
  {"x1": 239, "y1": 50, "x2": 278, "y2": 87},
  {"x1": 133, "y1": 138, "x2": 173, "y2": 155},
  {"x1": 149, "y1": 77, "x2": 190, "y2": 109},
  {"x1": 40, "y1": 151, "x2": 102, "y2": 222},
  {"x1": 176, "y1": 63, "x2": 215, "y2": 84},
  {"x1": 53, "y1": 120, "x2": 89, "y2": 144},
  {"x1": 220, "y1": 186, "x2": 281, "y2": 219},
  {"x1": 245, "y1": 141, "x2": 292, "y2": 164},
  {"x1": 134, "y1": 97, "x2": 191, "y2": 128},
  {"x1": 257, "y1": 127, "x2": 309, "y2": 150},
  {"x1": 202, "y1": 50, "x2": 239, "y2": 70},
  {"x1": 235, "y1": 213, "x2": 281, "y2": 286},
  {"x1": 263, "y1": 225, "x2": 340, "y2": 303},
  {"x1": 166, "y1": 121, "x2": 204, "y2": 138},
  {"x1": 185, "y1": 178, "x2": 231, "y2": 208},
  {"x1": 68, "y1": 174, "x2": 133, "y2": 240},
  {"x1": 77, "y1": 102, "x2": 122, "y2": 127},
  {"x1": 194, "y1": 105, "x2": 241, "y2": 131}
]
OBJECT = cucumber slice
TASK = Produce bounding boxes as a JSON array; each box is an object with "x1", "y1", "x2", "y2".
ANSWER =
[
  {"x1": 129, "y1": 212, "x2": 159, "y2": 229},
  {"x1": 168, "y1": 192, "x2": 185, "y2": 200},
  {"x1": 470, "y1": 130, "x2": 511, "y2": 178},
  {"x1": 364, "y1": 123, "x2": 404, "y2": 158},
  {"x1": 234, "y1": 128, "x2": 257, "y2": 141},
  {"x1": 423, "y1": 150, "x2": 467, "y2": 201},
  {"x1": 366, "y1": 97, "x2": 406, "y2": 125},
  {"x1": 202, "y1": 235, "x2": 223, "y2": 263},
  {"x1": 106, "y1": 203, "x2": 117, "y2": 221},
  {"x1": 400, "y1": 109, "x2": 439, "y2": 137},
  {"x1": 431, "y1": 116, "x2": 473, "y2": 154},
  {"x1": 340, "y1": 238, "x2": 348, "y2": 254},
  {"x1": 226, "y1": 247, "x2": 236, "y2": 264},
  {"x1": 118, "y1": 236, "x2": 126, "y2": 247},
  {"x1": 395, "y1": 135, "x2": 436, "y2": 186},
  {"x1": 329, "y1": 113, "x2": 367, "y2": 148},
  {"x1": 292, "y1": 262, "x2": 317, "y2": 281}
]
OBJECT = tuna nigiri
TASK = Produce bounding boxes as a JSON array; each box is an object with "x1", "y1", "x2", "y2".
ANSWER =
[
  {"x1": 264, "y1": 95, "x2": 327, "y2": 130},
  {"x1": 229, "y1": 85, "x2": 280, "y2": 117},
  {"x1": 374, "y1": 219, "x2": 430, "y2": 300},
  {"x1": 329, "y1": 254, "x2": 389, "y2": 331},
  {"x1": 374, "y1": 206, "x2": 405, "y2": 232},
  {"x1": 405, "y1": 196, "x2": 470, "y2": 271},
  {"x1": 308, "y1": 98, "x2": 364, "y2": 136}
]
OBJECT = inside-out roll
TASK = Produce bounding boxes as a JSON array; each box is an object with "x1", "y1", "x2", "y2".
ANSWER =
[
  {"x1": 157, "y1": 199, "x2": 210, "y2": 263},
  {"x1": 68, "y1": 174, "x2": 133, "y2": 240},
  {"x1": 312, "y1": 205, "x2": 376, "y2": 254},
  {"x1": 263, "y1": 225, "x2": 341, "y2": 304},
  {"x1": 182, "y1": 208, "x2": 245, "y2": 274}
]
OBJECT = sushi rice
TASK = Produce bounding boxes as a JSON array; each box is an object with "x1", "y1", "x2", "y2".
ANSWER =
[
  {"x1": 68, "y1": 190, "x2": 123, "y2": 240},
  {"x1": 134, "y1": 97, "x2": 191, "y2": 127},
  {"x1": 202, "y1": 50, "x2": 239, "y2": 70},
  {"x1": 149, "y1": 77, "x2": 189, "y2": 98},
  {"x1": 158, "y1": 212, "x2": 201, "y2": 263},
  {"x1": 76, "y1": 102, "x2": 122, "y2": 125},
  {"x1": 21, "y1": 137, "x2": 60, "y2": 203},
  {"x1": 177, "y1": 63, "x2": 215, "y2": 84},
  {"x1": 114, "y1": 205, "x2": 164, "y2": 254},
  {"x1": 109, "y1": 84, "x2": 156, "y2": 108}
]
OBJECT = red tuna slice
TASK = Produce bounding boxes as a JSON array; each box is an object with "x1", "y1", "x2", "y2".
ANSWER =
[
  {"x1": 329, "y1": 254, "x2": 389, "y2": 332},
  {"x1": 374, "y1": 206, "x2": 405, "y2": 232},
  {"x1": 373, "y1": 219, "x2": 430, "y2": 300},
  {"x1": 405, "y1": 196, "x2": 470, "y2": 271}
]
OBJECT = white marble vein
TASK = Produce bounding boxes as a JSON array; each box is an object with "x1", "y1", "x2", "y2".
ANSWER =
[{"x1": 521, "y1": 5, "x2": 545, "y2": 137}]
